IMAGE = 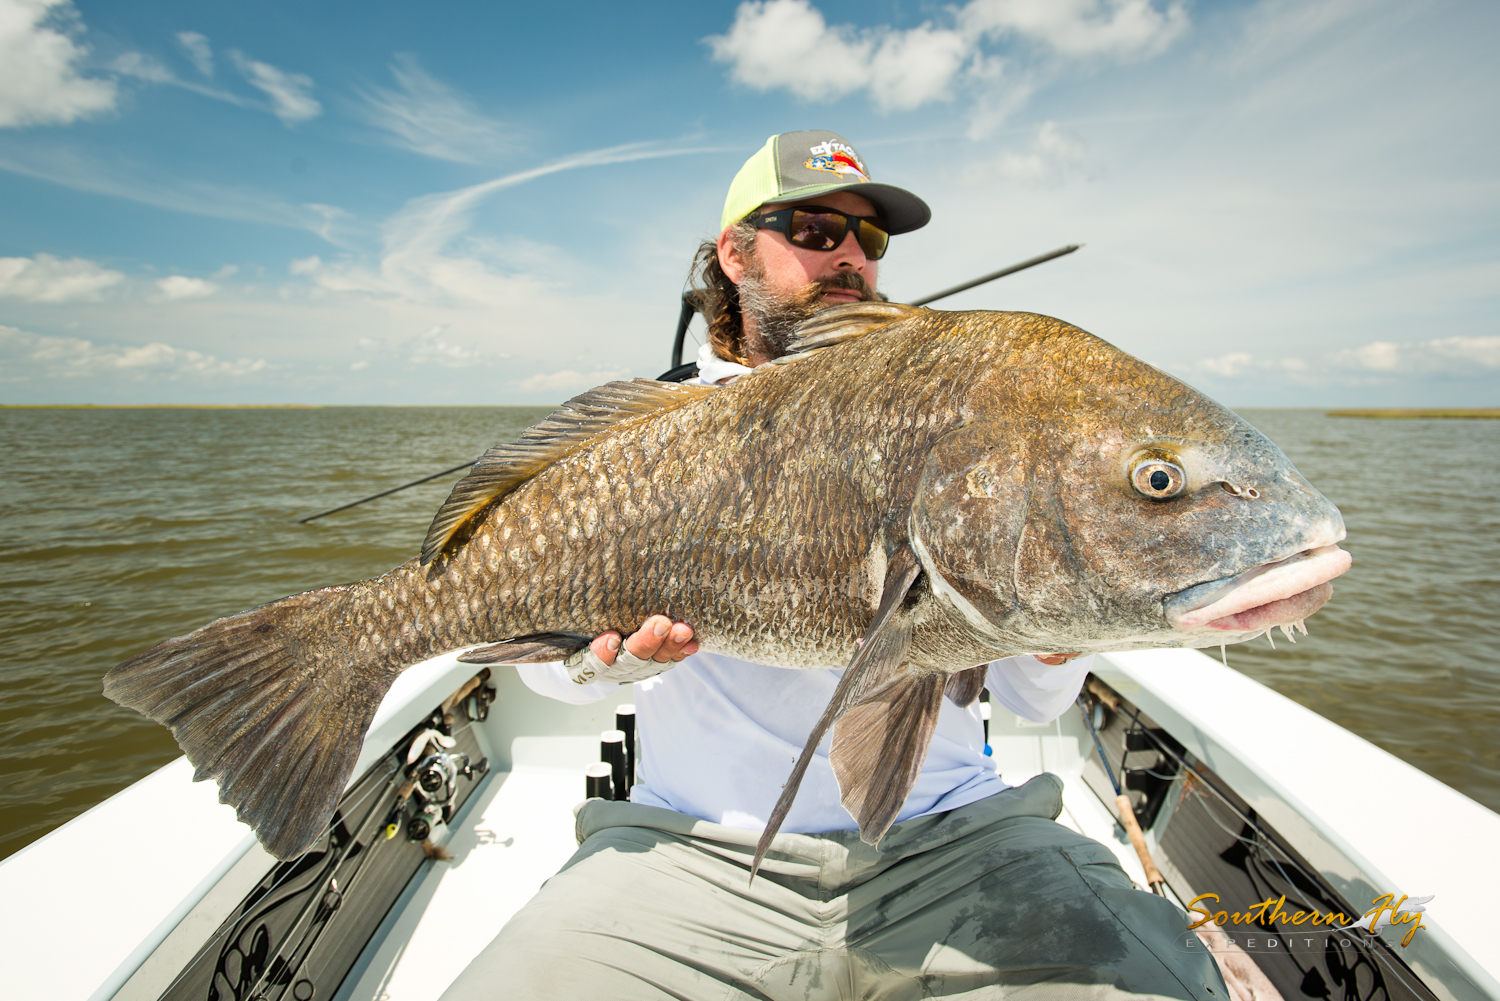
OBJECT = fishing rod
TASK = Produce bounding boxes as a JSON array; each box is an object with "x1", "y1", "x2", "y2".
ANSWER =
[
  {"x1": 666, "y1": 242, "x2": 1082, "y2": 373},
  {"x1": 298, "y1": 458, "x2": 480, "y2": 523},
  {"x1": 302, "y1": 244, "x2": 1083, "y2": 523},
  {"x1": 1076, "y1": 693, "x2": 1168, "y2": 896}
]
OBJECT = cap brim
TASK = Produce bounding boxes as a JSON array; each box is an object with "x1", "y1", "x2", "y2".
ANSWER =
[{"x1": 759, "y1": 181, "x2": 931, "y2": 235}]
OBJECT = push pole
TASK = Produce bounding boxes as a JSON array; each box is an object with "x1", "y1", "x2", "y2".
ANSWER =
[{"x1": 1076, "y1": 695, "x2": 1167, "y2": 896}]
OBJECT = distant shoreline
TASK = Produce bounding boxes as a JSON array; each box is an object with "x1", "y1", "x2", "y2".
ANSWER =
[
  {"x1": 0, "y1": 403, "x2": 324, "y2": 410},
  {"x1": 0, "y1": 404, "x2": 556, "y2": 410},
  {"x1": 1326, "y1": 408, "x2": 1500, "y2": 419}
]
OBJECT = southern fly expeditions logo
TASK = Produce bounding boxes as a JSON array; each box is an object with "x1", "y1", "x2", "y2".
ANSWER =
[
  {"x1": 804, "y1": 140, "x2": 870, "y2": 183},
  {"x1": 1178, "y1": 892, "x2": 1433, "y2": 954}
]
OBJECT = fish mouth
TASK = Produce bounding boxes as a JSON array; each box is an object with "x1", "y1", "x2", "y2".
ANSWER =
[{"x1": 1168, "y1": 545, "x2": 1352, "y2": 633}]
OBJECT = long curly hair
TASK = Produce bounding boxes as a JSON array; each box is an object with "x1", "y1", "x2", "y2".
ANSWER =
[{"x1": 688, "y1": 220, "x2": 758, "y2": 367}]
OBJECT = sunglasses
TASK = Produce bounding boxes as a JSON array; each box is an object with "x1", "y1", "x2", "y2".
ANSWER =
[{"x1": 753, "y1": 206, "x2": 890, "y2": 261}]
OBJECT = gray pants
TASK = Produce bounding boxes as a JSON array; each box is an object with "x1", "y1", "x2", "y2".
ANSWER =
[{"x1": 442, "y1": 774, "x2": 1227, "y2": 1000}]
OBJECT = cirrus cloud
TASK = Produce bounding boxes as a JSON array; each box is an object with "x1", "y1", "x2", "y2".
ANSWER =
[{"x1": 229, "y1": 50, "x2": 321, "y2": 125}]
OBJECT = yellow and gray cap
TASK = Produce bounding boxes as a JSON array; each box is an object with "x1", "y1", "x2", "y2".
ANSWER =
[{"x1": 720, "y1": 130, "x2": 931, "y2": 235}]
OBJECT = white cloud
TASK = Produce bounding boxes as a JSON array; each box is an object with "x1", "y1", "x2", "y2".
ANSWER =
[
  {"x1": 515, "y1": 368, "x2": 630, "y2": 394},
  {"x1": 960, "y1": 0, "x2": 1189, "y2": 59},
  {"x1": 0, "y1": 253, "x2": 123, "y2": 302},
  {"x1": 706, "y1": 0, "x2": 966, "y2": 111},
  {"x1": 1333, "y1": 340, "x2": 1399, "y2": 371},
  {"x1": 706, "y1": 0, "x2": 1187, "y2": 113},
  {"x1": 350, "y1": 325, "x2": 508, "y2": 370},
  {"x1": 176, "y1": 31, "x2": 213, "y2": 77},
  {"x1": 111, "y1": 49, "x2": 253, "y2": 108},
  {"x1": 0, "y1": 144, "x2": 345, "y2": 237},
  {"x1": 989, "y1": 121, "x2": 1094, "y2": 182},
  {"x1": 210, "y1": 264, "x2": 238, "y2": 280},
  {"x1": 109, "y1": 51, "x2": 173, "y2": 84},
  {"x1": 230, "y1": 51, "x2": 321, "y2": 125},
  {"x1": 0, "y1": 0, "x2": 116, "y2": 128},
  {"x1": 300, "y1": 141, "x2": 714, "y2": 307},
  {"x1": 155, "y1": 275, "x2": 218, "y2": 299},
  {"x1": 405, "y1": 325, "x2": 484, "y2": 366},
  {"x1": 0, "y1": 324, "x2": 268, "y2": 381},
  {"x1": 1334, "y1": 336, "x2": 1500, "y2": 373},
  {"x1": 1196, "y1": 351, "x2": 1255, "y2": 378},
  {"x1": 1187, "y1": 337, "x2": 1500, "y2": 390},
  {"x1": 358, "y1": 54, "x2": 513, "y2": 163}
]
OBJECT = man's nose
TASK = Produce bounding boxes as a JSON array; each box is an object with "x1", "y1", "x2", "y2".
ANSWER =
[{"x1": 829, "y1": 229, "x2": 869, "y2": 270}]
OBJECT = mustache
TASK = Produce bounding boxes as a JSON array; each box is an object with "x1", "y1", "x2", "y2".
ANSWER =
[
  {"x1": 812, "y1": 270, "x2": 880, "y2": 301},
  {"x1": 738, "y1": 265, "x2": 884, "y2": 361}
]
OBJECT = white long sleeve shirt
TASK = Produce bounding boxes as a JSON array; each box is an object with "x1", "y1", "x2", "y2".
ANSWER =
[{"x1": 518, "y1": 653, "x2": 1091, "y2": 834}]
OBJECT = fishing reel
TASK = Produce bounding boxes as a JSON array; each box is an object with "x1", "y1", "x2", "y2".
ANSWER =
[{"x1": 385, "y1": 729, "x2": 490, "y2": 845}]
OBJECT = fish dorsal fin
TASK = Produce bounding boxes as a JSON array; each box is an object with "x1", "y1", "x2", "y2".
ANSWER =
[
  {"x1": 786, "y1": 301, "x2": 921, "y2": 354},
  {"x1": 420, "y1": 379, "x2": 716, "y2": 564}
]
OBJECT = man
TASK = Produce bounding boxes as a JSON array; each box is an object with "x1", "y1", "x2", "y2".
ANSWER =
[{"x1": 441, "y1": 131, "x2": 1226, "y2": 1001}]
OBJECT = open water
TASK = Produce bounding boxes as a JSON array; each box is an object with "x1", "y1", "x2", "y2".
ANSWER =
[{"x1": 0, "y1": 406, "x2": 1496, "y2": 860}]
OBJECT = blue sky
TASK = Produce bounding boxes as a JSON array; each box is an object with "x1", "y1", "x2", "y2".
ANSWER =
[{"x1": 1, "y1": 0, "x2": 1496, "y2": 406}]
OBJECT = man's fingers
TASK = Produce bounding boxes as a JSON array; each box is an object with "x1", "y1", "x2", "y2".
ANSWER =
[
  {"x1": 622, "y1": 615, "x2": 697, "y2": 664},
  {"x1": 590, "y1": 631, "x2": 623, "y2": 667},
  {"x1": 655, "y1": 622, "x2": 697, "y2": 663}
]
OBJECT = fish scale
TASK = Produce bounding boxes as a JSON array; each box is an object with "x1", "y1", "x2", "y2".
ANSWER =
[{"x1": 104, "y1": 303, "x2": 1350, "y2": 862}]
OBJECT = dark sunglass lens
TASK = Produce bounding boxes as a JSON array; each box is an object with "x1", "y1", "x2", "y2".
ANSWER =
[
  {"x1": 855, "y1": 221, "x2": 889, "y2": 260},
  {"x1": 788, "y1": 211, "x2": 846, "y2": 251}
]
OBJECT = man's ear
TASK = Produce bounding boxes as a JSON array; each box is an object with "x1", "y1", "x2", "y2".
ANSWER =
[{"x1": 717, "y1": 227, "x2": 748, "y2": 285}]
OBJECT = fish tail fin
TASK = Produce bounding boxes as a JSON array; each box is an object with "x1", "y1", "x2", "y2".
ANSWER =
[
  {"x1": 831, "y1": 671, "x2": 947, "y2": 846},
  {"x1": 103, "y1": 586, "x2": 394, "y2": 860}
]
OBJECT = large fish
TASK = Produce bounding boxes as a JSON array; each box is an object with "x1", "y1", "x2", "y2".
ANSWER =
[{"x1": 104, "y1": 303, "x2": 1350, "y2": 863}]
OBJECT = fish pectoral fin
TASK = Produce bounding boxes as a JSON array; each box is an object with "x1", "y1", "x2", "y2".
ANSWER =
[
  {"x1": 420, "y1": 379, "x2": 716, "y2": 565},
  {"x1": 831, "y1": 670, "x2": 947, "y2": 847},
  {"x1": 457, "y1": 633, "x2": 590, "y2": 664},
  {"x1": 943, "y1": 665, "x2": 987, "y2": 708},
  {"x1": 752, "y1": 545, "x2": 921, "y2": 878},
  {"x1": 786, "y1": 301, "x2": 921, "y2": 354}
]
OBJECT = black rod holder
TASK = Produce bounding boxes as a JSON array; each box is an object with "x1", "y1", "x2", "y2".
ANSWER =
[
  {"x1": 601, "y1": 729, "x2": 628, "y2": 802},
  {"x1": 585, "y1": 762, "x2": 613, "y2": 800},
  {"x1": 616, "y1": 704, "x2": 637, "y2": 792}
]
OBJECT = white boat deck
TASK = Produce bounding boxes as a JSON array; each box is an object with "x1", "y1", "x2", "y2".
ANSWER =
[
  {"x1": 4, "y1": 649, "x2": 1498, "y2": 1001},
  {"x1": 335, "y1": 702, "x2": 1157, "y2": 1001}
]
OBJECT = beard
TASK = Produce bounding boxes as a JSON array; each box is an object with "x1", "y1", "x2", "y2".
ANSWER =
[{"x1": 737, "y1": 265, "x2": 879, "y2": 359}]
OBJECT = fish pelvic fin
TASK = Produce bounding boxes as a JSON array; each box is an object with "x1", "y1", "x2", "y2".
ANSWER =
[
  {"x1": 751, "y1": 545, "x2": 921, "y2": 879},
  {"x1": 102, "y1": 587, "x2": 396, "y2": 860},
  {"x1": 786, "y1": 301, "x2": 921, "y2": 354},
  {"x1": 420, "y1": 379, "x2": 716, "y2": 565},
  {"x1": 831, "y1": 670, "x2": 947, "y2": 847},
  {"x1": 943, "y1": 665, "x2": 987, "y2": 708},
  {"x1": 457, "y1": 633, "x2": 590, "y2": 664}
]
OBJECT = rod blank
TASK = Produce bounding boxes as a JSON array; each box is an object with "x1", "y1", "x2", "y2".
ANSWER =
[
  {"x1": 909, "y1": 244, "x2": 1082, "y2": 307},
  {"x1": 298, "y1": 458, "x2": 479, "y2": 523}
]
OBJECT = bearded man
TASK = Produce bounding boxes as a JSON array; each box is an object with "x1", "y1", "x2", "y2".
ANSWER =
[{"x1": 441, "y1": 131, "x2": 1226, "y2": 1001}]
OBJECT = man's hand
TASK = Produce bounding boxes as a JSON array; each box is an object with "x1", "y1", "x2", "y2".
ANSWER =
[
  {"x1": 1034, "y1": 653, "x2": 1082, "y2": 666},
  {"x1": 566, "y1": 615, "x2": 698, "y2": 685}
]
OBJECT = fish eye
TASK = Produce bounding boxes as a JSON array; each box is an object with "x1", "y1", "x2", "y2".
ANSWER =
[{"x1": 1129, "y1": 453, "x2": 1186, "y2": 500}]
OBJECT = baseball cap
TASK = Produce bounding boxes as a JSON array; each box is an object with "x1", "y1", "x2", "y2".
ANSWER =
[{"x1": 719, "y1": 130, "x2": 931, "y2": 235}]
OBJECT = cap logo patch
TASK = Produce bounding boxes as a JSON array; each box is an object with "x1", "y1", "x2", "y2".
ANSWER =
[{"x1": 804, "y1": 140, "x2": 869, "y2": 183}]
